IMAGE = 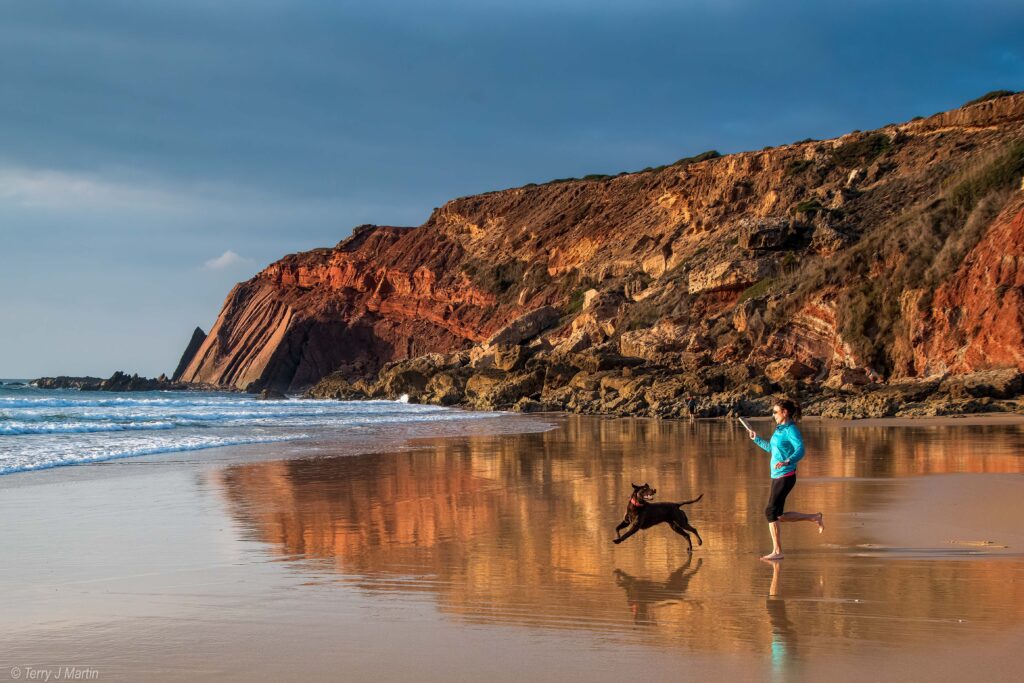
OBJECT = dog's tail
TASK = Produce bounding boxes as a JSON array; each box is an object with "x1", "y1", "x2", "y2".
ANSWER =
[{"x1": 676, "y1": 493, "x2": 704, "y2": 507}]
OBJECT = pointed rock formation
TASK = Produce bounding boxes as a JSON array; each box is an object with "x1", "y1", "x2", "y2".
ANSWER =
[{"x1": 172, "y1": 327, "x2": 207, "y2": 382}]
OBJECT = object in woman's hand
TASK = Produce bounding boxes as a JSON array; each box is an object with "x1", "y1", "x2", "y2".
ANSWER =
[{"x1": 738, "y1": 417, "x2": 754, "y2": 433}]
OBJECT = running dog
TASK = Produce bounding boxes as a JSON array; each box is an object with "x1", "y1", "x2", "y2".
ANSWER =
[{"x1": 613, "y1": 483, "x2": 703, "y2": 550}]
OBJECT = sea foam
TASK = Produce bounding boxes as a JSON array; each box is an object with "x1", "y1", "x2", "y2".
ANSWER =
[{"x1": 0, "y1": 387, "x2": 489, "y2": 475}]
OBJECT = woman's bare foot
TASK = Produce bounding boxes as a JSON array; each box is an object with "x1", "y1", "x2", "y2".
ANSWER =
[
  {"x1": 761, "y1": 552, "x2": 784, "y2": 561},
  {"x1": 816, "y1": 512, "x2": 825, "y2": 534}
]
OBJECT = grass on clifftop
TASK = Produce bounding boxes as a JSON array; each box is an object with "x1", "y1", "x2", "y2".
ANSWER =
[
  {"x1": 831, "y1": 133, "x2": 891, "y2": 168},
  {"x1": 964, "y1": 90, "x2": 1018, "y2": 107},
  {"x1": 537, "y1": 150, "x2": 723, "y2": 186}
]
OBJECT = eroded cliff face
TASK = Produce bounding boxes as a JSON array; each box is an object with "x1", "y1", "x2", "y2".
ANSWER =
[
  {"x1": 181, "y1": 93, "x2": 1024, "y2": 395},
  {"x1": 179, "y1": 226, "x2": 505, "y2": 391},
  {"x1": 903, "y1": 197, "x2": 1024, "y2": 375}
]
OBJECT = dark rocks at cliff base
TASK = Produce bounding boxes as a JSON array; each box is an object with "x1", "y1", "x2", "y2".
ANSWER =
[
  {"x1": 305, "y1": 336, "x2": 1024, "y2": 420},
  {"x1": 257, "y1": 389, "x2": 288, "y2": 400},
  {"x1": 31, "y1": 376, "x2": 106, "y2": 390},
  {"x1": 32, "y1": 371, "x2": 223, "y2": 392}
]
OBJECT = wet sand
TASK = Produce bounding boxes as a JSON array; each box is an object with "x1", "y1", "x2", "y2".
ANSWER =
[{"x1": 1, "y1": 414, "x2": 1023, "y2": 681}]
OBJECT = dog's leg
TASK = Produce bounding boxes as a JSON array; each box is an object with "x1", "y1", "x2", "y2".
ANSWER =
[
  {"x1": 683, "y1": 524, "x2": 703, "y2": 546},
  {"x1": 614, "y1": 517, "x2": 630, "y2": 538},
  {"x1": 668, "y1": 521, "x2": 693, "y2": 551},
  {"x1": 613, "y1": 524, "x2": 641, "y2": 544}
]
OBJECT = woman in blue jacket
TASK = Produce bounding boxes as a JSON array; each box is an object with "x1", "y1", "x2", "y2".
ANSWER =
[{"x1": 746, "y1": 398, "x2": 823, "y2": 560}]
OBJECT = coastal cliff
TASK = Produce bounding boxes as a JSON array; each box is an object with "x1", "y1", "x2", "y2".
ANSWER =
[{"x1": 180, "y1": 92, "x2": 1024, "y2": 417}]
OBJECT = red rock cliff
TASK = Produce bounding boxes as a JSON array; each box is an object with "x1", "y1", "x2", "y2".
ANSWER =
[{"x1": 180, "y1": 93, "x2": 1024, "y2": 392}]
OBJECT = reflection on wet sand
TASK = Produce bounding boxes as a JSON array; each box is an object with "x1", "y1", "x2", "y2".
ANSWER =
[
  {"x1": 765, "y1": 559, "x2": 799, "y2": 680},
  {"x1": 213, "y1": 416, "x2": 1024, "y2": 656},
  {"x1": 614, "y1": 556, "x2": 702, "y2": 625}
]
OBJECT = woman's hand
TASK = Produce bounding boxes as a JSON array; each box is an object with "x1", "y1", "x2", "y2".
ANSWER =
[
  {"x1": 747, "y1": 429, "x2": 757, "y2": 440},
  {"x1": 774, "y1": 460, "x2": 790, "y2": 469}
]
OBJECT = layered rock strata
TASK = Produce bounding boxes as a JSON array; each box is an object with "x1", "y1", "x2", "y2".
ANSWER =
[{"x1": 182, "y1": 92, "x2": 1024, "y2": 416}]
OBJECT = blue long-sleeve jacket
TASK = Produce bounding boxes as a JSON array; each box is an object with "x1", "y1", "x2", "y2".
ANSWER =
[{"x1": 753, "y1": 422, "x2": 805, "y2": 479}]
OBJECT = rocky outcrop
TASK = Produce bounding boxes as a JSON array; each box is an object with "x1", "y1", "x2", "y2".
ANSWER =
[
  {"x1": 688, "y1": 258, "x2": 774, "y2": 295},
  {"x1": 172, "y1": 327, "x2": 207, "y2": 382},
  {"x1": 32, "y1": 371, "x2": 219, "y2": 392},
  {"x1": 189, "y1": 92, "x2": 1024, "y2": 416},
  {"x1": 31, "y1": 376, "x2": 105, "y2": 390},
  {"x1": 306, "y1": 339, "x2": 1023, "y2": 417}
]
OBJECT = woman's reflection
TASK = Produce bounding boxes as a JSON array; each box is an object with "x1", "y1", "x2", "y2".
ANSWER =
[{"x1": 763, "y1": 559, "x2": 799, "y2": 680}]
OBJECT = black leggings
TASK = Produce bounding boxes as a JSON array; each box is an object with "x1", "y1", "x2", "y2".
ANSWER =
[{"x1": 765, "y1": 475, "x2": 797, "y2": 522}]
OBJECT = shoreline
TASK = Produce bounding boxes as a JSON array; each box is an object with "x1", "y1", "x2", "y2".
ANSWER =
[
  {"x1": 0, "y1": 411, "x2": 555, "y2": 485},
  {"x1": 1, "y1": 414, "x2": 1022, "y2": 681},
  {"x1": 3, "y1": 404, "x2": 1021, "y2": 483}
]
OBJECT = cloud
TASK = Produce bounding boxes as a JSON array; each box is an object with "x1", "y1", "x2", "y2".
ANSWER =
[
  {"x1": 0, "y1": 165, "x2": 186, "y2": 211},
  {"x1": 203, "y1": 250, "x2": 251, "y2": 270}
]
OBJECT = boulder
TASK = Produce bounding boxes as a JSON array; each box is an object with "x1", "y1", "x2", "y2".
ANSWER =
[
  {"x1": 467, "y1": 343, "x2": 524, "y2": 372},
  {"x1": 619, "y1": 322, "x2": 687, "y2": 362},
  {"x1": 377, "y1": 365, "x2": 430, "y2": 399},
  {"x1": 569, "y1": 371, "x2": 606, "y2": 392},
  {"x1": 465, "y1": 369, "x2": 544, "y2": 409},
  {"x1": 813, "y1": 393, "x2": 901, "y2": 419},
  {"x1": 688, "y1": 259, "x2": 773, "y2": 295},
  {"x1": 732, "y1": 301, "x2": 766, "y2": 340},
  {"x1": 465, "y1": 369, "x2": 506, "y2": 400},
  {"x1": 644, "y1": 377, "x2": 686, "y2": 405},
  {"x1": 553, "y1": 330, "x2": 592, "y2": 355},
  {"x1": 938, "y1": 369, "x2": 1024, "y2": 399},
  {"x1": 736, "y1": 217, "x2": 794, "y2": 251},
  {"x1": 810, "y1": 223, "x2": 849, "y2": 255},
  {"x1": 599, "y1": 374, "x2": 652, "y2": 402},
  {"x1": 642, "y1": 252, "x2": 667, "y2": 278},
  {"x1": 764, "y1": 359, "x2": 816, "y2": 383},
  {"x1": 485, "y1": 306, "x2": 561, "y2": 347},
  {"x1": 723, "y1": 363, "x2": 756, "y2": 388},
  {"x1": 512, "y1": 398, "x2": 546, "y2": 413},
  {"x1": 823, "y1": 367, "x2": 872, "y2": 390},
  {"x1": 258, "y1": 389, "x2": 287, "y2": 400},
  {"x1": 469, "y1": 344, "x2": 495, "y2": 369},
  {"x1": 568, "y1": 347, "x2": 644, "y2": 373},
  {"x1": 306, "y1": 373, "x2": 350, "y2": 399},
  {"x1": 542, "y1": 362, "x2": 579, "y2": 393},
  {"x1": 424, "y1": 372, "x2": 466, "y2": 405}
]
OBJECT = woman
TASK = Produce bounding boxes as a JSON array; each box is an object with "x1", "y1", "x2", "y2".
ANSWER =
[{"x1": 746, "y1": 398, "x2": 823, "y2": 560}]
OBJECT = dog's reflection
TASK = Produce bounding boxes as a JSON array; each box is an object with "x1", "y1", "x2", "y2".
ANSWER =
[{"x1": 614, "y1": 555, "x2": 703, "y2": 625}]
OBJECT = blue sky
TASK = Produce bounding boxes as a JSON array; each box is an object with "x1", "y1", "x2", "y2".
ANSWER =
[{"x1": 1, "y1": 0, "x2": 1022, "y2": 377}]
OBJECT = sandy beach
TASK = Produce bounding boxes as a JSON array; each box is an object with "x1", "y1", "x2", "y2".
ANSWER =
[{"x1": 1, "y1": 413, "x2": 1022, "y2": 682}]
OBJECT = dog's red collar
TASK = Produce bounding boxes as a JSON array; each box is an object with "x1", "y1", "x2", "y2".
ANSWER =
[{"x1": 629, "y1": 494, "x2": 647, "y2": 507}]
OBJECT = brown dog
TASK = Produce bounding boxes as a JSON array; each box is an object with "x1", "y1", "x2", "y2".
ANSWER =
[{"x1": 613, "y1": 483, "x2": 704, "y2": 550}]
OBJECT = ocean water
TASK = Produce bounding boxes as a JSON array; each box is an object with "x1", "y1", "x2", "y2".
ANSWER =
[{"x1": 0, "y1": 381, "x2": 491, "y2": 475}]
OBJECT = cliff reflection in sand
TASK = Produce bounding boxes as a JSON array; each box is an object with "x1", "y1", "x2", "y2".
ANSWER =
[{"x1": 212, "y1": 416, "x2": 1024, "y2": 655}]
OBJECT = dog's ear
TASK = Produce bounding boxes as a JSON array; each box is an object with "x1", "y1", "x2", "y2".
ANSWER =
[{"x1": 631, "y1": 482, "x2": 641, "y2": 490}]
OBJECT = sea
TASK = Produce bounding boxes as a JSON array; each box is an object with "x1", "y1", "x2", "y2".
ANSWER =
[{"x1": 0, "y1": 379, "x2": 494, "y2": 475}]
